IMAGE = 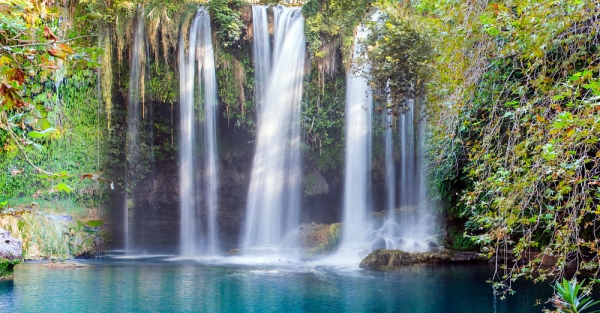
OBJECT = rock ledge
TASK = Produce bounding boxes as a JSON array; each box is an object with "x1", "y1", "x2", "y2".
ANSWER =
[{"x1": 359, "y1": 249, "x2": 487, "y2": 270}]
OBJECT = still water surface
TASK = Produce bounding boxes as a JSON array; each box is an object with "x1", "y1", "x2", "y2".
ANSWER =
[{"x1": 0, "y1": 258, "x2": 552, "y2": 312}]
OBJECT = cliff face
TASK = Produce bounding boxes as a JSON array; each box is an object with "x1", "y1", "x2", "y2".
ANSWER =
[{"x1": 115, "y1": 117, "x2": 345, "y2": 253}]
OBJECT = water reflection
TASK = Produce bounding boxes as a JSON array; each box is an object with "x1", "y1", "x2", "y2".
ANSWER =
[{"x1": 3, "y1": 261, "x2": 552, "y2": 312}]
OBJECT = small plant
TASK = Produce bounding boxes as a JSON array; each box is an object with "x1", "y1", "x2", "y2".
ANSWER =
[{"x1": 550, "y1": 278, "x2": 599, "y2": 313}]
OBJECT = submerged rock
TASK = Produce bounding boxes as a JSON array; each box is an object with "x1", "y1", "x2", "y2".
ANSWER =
[
  {"x1": 359, "y1": 249, "x2": 487, "y2": 270},
  {"x1": 43, "y1": 260, "x2": 90, "y2": 268},
  {"x1": 0, "y1": 228, "x2": 22, "y2": 260}
]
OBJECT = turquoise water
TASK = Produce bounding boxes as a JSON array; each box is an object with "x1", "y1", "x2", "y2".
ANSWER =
[{"x1": 0, "y1": 259, "x2": 552, "y2": 312}]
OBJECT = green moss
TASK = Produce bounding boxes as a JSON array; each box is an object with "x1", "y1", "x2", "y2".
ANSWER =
[
  {"x1": 302, "y1": 223, "x2": 341, "y2": 257},
  {"x1": 0, "y1": 259, "x2": 20, "y2": 278},
  {"x1": 302, "y1": 68, "x2": 345, "y2": 171}
]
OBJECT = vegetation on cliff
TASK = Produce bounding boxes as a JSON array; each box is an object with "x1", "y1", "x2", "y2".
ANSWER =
[
  {"x1": 409, "y1": 0, "x2": 600, "y2": 296},
  {"x1": 4, "y1": 2, "x2": 600, "y2": 306}
]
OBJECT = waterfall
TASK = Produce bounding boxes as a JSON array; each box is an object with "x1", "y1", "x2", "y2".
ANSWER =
[
  {"x1": 341, "y1": 23, "x2": 373, "y2": 246},
  {"x1": 242, "y1": 6, "x2": 305, "y2": 250},
  {"x1": 384, "y1": 108, "x2": 395, "y2": 214},
  {"x1": 334, "y1": 15, "x2": 436, "y2": 264},
  {"x1": 252, "y1": 5, "x2": 270, "y2": 113},
  {"x1": 378, "y1": 99, "x2": 437, "y2": 252},
  {"x1": 199, "y1": 9, "x2": 220, "y2": 255},
  {"x1": 125, "y1": 5, "x2": 146, "y2": 253},
  {"x1": 179, "y1": 7, "x2": 220, "y2": 256}
]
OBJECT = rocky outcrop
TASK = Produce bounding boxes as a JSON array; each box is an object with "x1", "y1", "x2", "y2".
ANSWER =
[
  {"x1": 299, "y1": 222, "x2": 341, "y2": 259},
  {"x1": 1, "y1": 212, "x2": 105, "y2": 260},
  {"x1": 359, "y1": 249, "x2": 488, "y2": 270},
  {"x1": 0, "y1": 228, "x2": 22, "y2": 279},
  {"x1": 0, "y1": 228, "x2": 22, "y2": 260},
  {"x1": 303, "y1": 171, "x2": 329, "y2": 196}
]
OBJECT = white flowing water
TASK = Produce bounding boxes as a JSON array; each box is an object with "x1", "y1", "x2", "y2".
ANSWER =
[
  {"x1": 178, "y1": 8, "x2": 220, "y2": 256},
  {"x1": 178, "y1": 12, "x2": 200, "y2": 256},
  {"x1": 384, "y1": 108, "x2": 395, "y2": 214},
  {"x1": 377, "y1": 99, "x2": 437, "y2": 252},
  {"x1": 340, "y1": 24, "x2": 373, "y2": 247},
  {"x1": 125, "y1": 5, "x2": 146, "y2": 253},
  {"x1": 252, "y1": 5, "x2": 270, "y2": 113},
  {"x1": 198, "y1": 8, "x2": 220, "y2": 255},
  {"x1": 242, "y1": 6, "x2": 305, "y2": 252}
]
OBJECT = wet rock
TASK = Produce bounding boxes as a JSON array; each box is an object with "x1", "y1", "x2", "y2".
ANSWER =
[
  {"x1": 0, "y1": 228, "x2": 22, "y2": 260},
  {"x1": 359, "y1": 249, "x2": 488, "y2": 270},
  {"x1": 223, "y1": 248, "x2": 241, "y2": 256},
  {"x1": 299, "y1": 222, "x2": 341, "y2": 259},
  {"x1": 304, "y1": 171, "x2": 329, "y2": 196}
]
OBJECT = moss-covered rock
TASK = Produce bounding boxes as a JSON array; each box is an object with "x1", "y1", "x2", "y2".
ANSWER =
[
  {"x1": 299, "y1": 222, "x2": 341, "y2": 258},
  {"x1": 359, "y1": 249, "x2": 487, "y2": 271},
  {"x1": 0, "y1": 210, "x2": 106, "y2": 260},
  {"x1": 303, "y1": 171, "x2": 329, "y2": 196},
  {"x1": 0, "y1": 259, "x2": 20, "y2": 279}
]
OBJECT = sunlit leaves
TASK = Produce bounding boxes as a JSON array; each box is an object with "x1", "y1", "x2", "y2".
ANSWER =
[
  {"x1": 27, "y1": 127, "x2": 55, "y2": 138},
  {"x1": 420, "y1": 0, "x2": 600, "y2": 296}
]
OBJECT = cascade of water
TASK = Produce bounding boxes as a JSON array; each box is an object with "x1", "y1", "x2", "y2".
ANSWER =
[
  {"x1": 242, "y1": 6, "x2": 305, "y2": 251},
  {"x1": 252, "y1": 5, "x2": 270, "y2": 113},
  {"x1": 125, "y1": 5, "x2": 146, "y2": 253},
  {"x1": 399, "y1": 100, "x2": 416, "y2": 207},
  {"x1": 198, "y1": 8, "x2": 220, "y2": 255},
  {"x1": 178, "y1": 8, "x2": 220, "y2": 256},
  {"x1": 341, "y1": 24, "x2": 373, "y2": 247},
  {"x1": 377, "y1": 98, "x2": 437, "y2": 252},
  {"x1": 384, "y1": 108, "x2": 395, "y2": 214},
  {"x1": 179, "y1": 11, "x2": 201, "y2": 256}
]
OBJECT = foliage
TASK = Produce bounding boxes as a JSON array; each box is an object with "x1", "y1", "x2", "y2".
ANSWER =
[
  {"x1": 303, "y1": 0, "x2": 373, "y2": 70},
  {"x1": 365, "y1": 2, "x2": 431, "y2": 112},
  {"x1": 418, "y1": 0, "x2": 600, "y2": 297},
  {"x1": 447, "y1": 226, "x2": 477, "y2": 251},
  {"x1": 207, "y1": 0, "x2": 247, "y2": 48},
  {"x1": 302, "y1": 68, "x2": 345, "y2": 171},
  {"x1": 550, "y1": 278, "x2": 600, "y2": 313},
  {"x1": 9, "y1": 212, "x2": 104, "y2": 260},
  {"x1": 1, "y1": 67, "x2": 110, "y2": 207},
  {"x1": 215, "y1": 51, "x2": 255, "y2": 129},
  {"x1": 0, "y1": 259, "x2": 20, "y2": 278}
]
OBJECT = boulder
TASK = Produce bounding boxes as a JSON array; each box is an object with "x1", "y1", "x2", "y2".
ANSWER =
[
  {"x1": 0, "y1": 228, "x2": 22, "y2": 260},
  {"x1": 299, "y1": 222, "x2": 341, "y2": 258},
  {"x1": 359, "y1": 249, "x2": 488, "y2": 270},
  {"x1": 304, "y1": 171, "x2": 329, "y2": 196}
]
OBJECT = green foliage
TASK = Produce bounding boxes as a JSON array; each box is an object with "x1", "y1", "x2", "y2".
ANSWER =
[
  {"x1": 0, "y1": 63, "x2": 110, "y2": 212},
  {"x1": 447, "y1": 226, "x2": 477, "y2": 251},
  {"x1": 420, "y1": 0, "x2": 600, "y2": 296},
  {"x1": 303, "y1": 0, "x2": 373, "y2": 67},
  {"x1": 207, "y1": 0, "x2": 247, "y2": 48},
  {"x1": 16, "y1": 212, "x2": 103, "y2": 260},
  {"x1": 302, "y1": 69, "x2": 345, "y2": 170},
  {"x1": 551, "y1": 279, "x2": 600, "y2": 313},
  {"x1": 365, "y1": 2, "x2": 431, "y2": 110},
  {"x1": 216, "y1": 51, "x2": 255, "y2": 130},
  {"x1": 148, "y1": 61, "x2": 178, "y2": 105},
  {"x1": 0, "y1": 259, "x2": 20, "y2": 278}
]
